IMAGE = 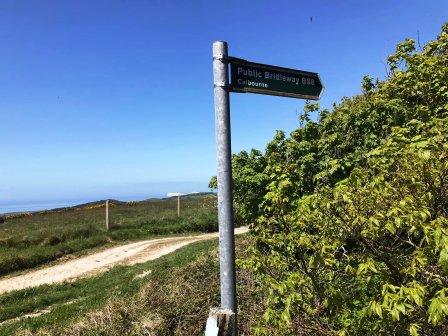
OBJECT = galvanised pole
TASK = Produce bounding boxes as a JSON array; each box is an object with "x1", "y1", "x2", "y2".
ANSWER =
[{"x1": 213, "y1": 40, "x2": 237, "y2": 332}]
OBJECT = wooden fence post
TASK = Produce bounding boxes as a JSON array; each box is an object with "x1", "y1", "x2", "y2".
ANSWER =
[
  {"x1": 105, "y1": 200, "x2": 109, "y2": 230},
  {"x1": 205, "y1": 308, "x2": 235, "y2": 336},
  {"x1": 177, "y1": 195, "x2": 180, "y2": 217}
]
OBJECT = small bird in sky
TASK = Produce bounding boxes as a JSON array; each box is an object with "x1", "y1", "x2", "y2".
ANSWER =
[{"x1": 310, "y1": 17, "x2": 313, "y2": 22}]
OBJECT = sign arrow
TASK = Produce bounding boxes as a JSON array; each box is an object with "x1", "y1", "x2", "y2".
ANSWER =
[{"x1": 229, "y1": 57, "x2": 323, "y2": 100}]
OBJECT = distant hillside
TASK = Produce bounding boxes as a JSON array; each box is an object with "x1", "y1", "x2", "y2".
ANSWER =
[
  {"x1": 0, "y1": 194, "x2": 218, "y2": 276},
  {"x1": 1, "y1": 192, "x2": 215, "y2": 220}
]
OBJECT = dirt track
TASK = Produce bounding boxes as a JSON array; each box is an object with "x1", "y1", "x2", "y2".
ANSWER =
[{"x1": 0, "y1": 227, "x2": 248, "y2": 295}]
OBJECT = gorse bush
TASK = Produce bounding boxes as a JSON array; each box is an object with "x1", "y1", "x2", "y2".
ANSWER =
[{"x1": 221, "y1": 24, "x2": 448, "y2": 335}]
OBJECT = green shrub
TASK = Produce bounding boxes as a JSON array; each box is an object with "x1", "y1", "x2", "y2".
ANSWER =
[
  {"x1": 233, "y1": 24, "x2": 448, "y2": 335},
  {"x1": 249, "y1": 118, "x2": 448, "y2": 335}
]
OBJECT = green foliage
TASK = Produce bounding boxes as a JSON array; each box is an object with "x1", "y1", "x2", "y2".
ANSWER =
[
  {"x1": 232, "y1": 149, "x2": 269, "y2": 225},
  {"x1": 208, "y1": 175, "x2": 217, "y2": 191},
  {"x1": 232, "y1": 24, "x2": 448, "y2": 335},
  {"x1": 209, "y1": 149, "x2": 268, "y2": 225},
  {"x1": 253, "y1": 118, "x2": 447, "y2": 335}
]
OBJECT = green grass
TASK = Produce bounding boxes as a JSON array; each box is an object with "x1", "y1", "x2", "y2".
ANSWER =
[
  {"x1": 0, "y1": 195, "x2": 218, "y2": 276},
  {"x1": 0, "y1": 235, "x2": 262, "y2": 336},
  {"x1": 0, "y1": 239, "x2": 218, "y2": 335}
]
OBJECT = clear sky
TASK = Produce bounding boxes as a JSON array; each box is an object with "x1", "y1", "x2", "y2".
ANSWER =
[{"x1": 0, "y1": 0, "x2": 447, "y2": 205}]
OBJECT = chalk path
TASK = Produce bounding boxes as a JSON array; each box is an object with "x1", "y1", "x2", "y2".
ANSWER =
[{"x1": 0, "y1": 227, "x2": 248, "y2": 294}]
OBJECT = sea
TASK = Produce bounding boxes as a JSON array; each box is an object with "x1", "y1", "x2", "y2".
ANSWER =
[{"x1": 0, "y1": 194, "x2": 168, "y2": 215}]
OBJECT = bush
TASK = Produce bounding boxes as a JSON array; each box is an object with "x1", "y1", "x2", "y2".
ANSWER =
[
  {"x1": 249, "y1": 118, "x2": 448, "y2": 335},
  {"x1": 234, "y1": 24, "x2": 448, "y2": 335}
]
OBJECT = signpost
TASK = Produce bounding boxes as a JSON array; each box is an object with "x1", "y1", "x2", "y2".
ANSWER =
[
  {"x1": 230, "y1": 58, "x2": 323, "y2": 100},
  {"x1": 211, "y1": 41, "x2": 323, "y2": 336}
]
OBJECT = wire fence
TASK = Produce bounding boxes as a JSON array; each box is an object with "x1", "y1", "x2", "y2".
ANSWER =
[
  {"x1": 0, "y1": 195, "x2": 218, "y2": 240},
  {"x1": 1, "y1": 193, "x2": 218, "y2": 232},
  {"x1": 105, "y1": 194, "x2": 218, "y2": 230},
  {"x1": 0, "y1": 194, "x2": 218, "y2": 276}
]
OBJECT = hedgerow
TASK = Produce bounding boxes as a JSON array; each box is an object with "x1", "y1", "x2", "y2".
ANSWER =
[{"x1": 217, "y1": 24, "x2": 448, "y2": 335}]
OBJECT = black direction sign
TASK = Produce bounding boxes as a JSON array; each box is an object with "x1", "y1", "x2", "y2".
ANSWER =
[{"x1": 229, "y1": 57, "x2": 323, "y2": 100}]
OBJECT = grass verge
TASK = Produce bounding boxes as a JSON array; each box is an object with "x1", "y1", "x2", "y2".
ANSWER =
[{"x1": 0, "y1": 235, "x2": 262, "y2": 336}]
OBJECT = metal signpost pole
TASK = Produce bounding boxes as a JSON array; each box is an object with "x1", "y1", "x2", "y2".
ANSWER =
[
  {"x1": 213, "y1": 41, "x2": 237, "y2": 334},
  {"x1": 209, "y1": 40, "x2": 323, "y2": 335}
]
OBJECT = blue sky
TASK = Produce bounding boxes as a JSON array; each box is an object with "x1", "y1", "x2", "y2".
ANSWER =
[{"x1": 0, "y1": 0, "x2": 447, "y2": 205}]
